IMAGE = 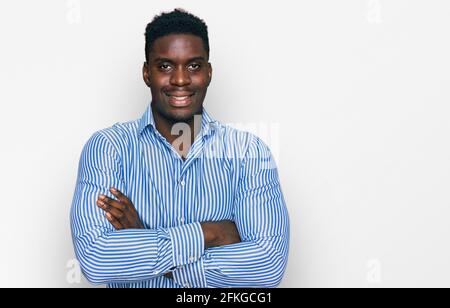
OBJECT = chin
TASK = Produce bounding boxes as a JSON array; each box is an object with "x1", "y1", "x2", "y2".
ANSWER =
[
  {"x1": 163, "y1": 105, "x2": 200, "y2": 122},
  {"x1": 167, "y1": 111, "x2": 195, "y2": 122}
]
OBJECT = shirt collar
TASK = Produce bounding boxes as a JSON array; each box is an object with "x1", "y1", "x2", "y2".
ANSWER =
[{"x1": 138, "y1": 103, "x2": 219, "y2": 138}]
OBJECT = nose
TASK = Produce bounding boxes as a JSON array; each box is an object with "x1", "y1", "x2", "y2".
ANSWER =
[{"x1": 170, "y1": 65, "x2": 191, "y2": 86}]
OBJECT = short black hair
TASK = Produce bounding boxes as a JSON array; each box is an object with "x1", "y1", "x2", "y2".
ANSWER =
[{"x1": 145, "y1": 8, "x2": 210, "y2": 62}]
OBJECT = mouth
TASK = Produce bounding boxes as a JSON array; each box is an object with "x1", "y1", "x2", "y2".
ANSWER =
[{"x1": 165, "y1": 92, "x2": 195, "y2": 108}]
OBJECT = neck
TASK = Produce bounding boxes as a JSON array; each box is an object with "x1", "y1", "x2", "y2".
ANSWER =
[{"x1": 151, "y1": 103, "x2": 202, "y2": 155}]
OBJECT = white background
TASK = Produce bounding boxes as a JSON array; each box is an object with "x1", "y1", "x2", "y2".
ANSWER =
[{"x1": 0, "y1": 0, "x2": 449, "y2": 287}]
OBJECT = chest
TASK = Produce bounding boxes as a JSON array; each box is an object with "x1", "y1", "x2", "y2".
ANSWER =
[{"x1": 122, "y1": 141, "x2": 239, "y2": 228}]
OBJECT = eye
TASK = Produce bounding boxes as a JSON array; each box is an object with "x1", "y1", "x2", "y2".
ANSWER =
[
  {"x1": 158, "y1": 63, "x2": 172, "y2": 72},
  {"x1": 188, "y1": 63, "x2": 201, "y2": 71}
]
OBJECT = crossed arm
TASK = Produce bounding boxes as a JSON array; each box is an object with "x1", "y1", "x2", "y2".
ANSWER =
[
  {"x1": 71, "y1": 132, "x2": 289, "y2": 287},
  {"x1": 97, "y1": 187, "x2": 241, "y2": 279}
]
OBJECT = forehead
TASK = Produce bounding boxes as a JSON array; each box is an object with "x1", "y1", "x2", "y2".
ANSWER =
[{"x1": 150, "y1": 34, "x2": 207, "y2": 61}]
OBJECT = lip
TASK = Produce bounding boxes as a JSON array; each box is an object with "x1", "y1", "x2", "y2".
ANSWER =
[{"x1": 165, "y1": 92, "x2": 195, "y2": 108}]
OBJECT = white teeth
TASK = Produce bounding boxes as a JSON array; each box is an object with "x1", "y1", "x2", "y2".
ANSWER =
[{"x1": 172, "y1": 96, "x2": 189, "y2": 100}]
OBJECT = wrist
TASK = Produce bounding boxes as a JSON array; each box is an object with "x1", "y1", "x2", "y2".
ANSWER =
[{"x1": 200, "y1": 222, "x2": 217, "y2": 249}]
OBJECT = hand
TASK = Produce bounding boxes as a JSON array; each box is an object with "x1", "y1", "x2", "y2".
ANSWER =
[
  {"x1": 98, "y1": 188, "x2": 174, "y2": 279},
  {"x1": 96, "y1": 188, "x2": 144, "y2": 230},
  {"x1": 162, "y1": 221, "x2": 241, "y2": 280},
  {"x1": 200, "y1": 220, "x2": 241, "y2": 249}
]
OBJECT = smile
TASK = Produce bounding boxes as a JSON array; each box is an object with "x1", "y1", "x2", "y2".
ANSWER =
[
  {"x1": 165, "y1": 92, "x2": 194, "y2": 107},
  {"x1": 172, "y1": 96, "x2": 190, "y2": 100}
]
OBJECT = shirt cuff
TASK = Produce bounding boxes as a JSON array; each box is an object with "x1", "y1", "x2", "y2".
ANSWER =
[
  {"x1": 167, "y1": 222, "x2": 205, "y2": 268},
  {"x1": 172, "y1": 258, "x2": 207, "y2": 288}
]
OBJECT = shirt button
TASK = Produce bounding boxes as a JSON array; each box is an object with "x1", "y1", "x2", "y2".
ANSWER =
[
  {"x1": 180, "y1": 180, "x2": 185, "y2": 186},
  {"x1": 184, "y1": 283, "x2": 191, "y2": 288},
  {"x1": 180, "y1": 217, "x2": 185, "y2": 223},
  {"x1": 188, "y1": 256, "x2": 195, "y2": 262}
]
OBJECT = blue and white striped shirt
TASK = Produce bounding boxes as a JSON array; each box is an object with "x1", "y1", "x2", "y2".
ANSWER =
[{"x1": 70, "y1": 104, "x2": 289, "y2": 288}]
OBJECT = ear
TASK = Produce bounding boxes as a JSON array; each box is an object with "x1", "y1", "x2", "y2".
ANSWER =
[
  {"x1": 207, "y1": 63, "x2": 212, "y2": 86},
  {"x1": 142, "y1": 62, "x2": 151, "y2": 87}
]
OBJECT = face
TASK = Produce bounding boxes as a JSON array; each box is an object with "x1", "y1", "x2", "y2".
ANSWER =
[{"x1": 143, "y1": 34, "x2": 212, "y2": 123}]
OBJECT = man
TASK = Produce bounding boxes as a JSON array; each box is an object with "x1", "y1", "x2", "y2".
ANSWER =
[{"x1": 70, "y1": 8, "x2": 289, "y2": 288}]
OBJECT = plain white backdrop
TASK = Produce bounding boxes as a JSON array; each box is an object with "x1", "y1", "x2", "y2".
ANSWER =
[{"x1": 0, "y1": 0, "x2": 449, "y2": 287}]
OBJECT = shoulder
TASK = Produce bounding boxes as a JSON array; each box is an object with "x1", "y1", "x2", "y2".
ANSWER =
[
  {"x1": 82, "y1": 120, "x2": 140, "y2": 155},
  {"x1": 213, "y1": 122, "x2": 273, "y2": 162}
]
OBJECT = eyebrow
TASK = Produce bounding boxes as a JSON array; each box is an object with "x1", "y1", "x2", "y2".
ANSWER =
[{"x1": 152, "y1": 56, "x2": 207, "y2": 64}]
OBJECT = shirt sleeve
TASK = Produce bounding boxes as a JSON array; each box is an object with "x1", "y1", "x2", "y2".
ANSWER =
[
  {"x1": 70, "y1": 131, "x2": 204, "y2": 285},
  {"x1": 172, "y1": 135, "x2": 290, "y2": 288}
]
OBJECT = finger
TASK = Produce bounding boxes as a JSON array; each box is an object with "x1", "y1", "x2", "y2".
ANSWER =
[
  {"x1": 97, "y1": 199, "x2": 126, "y2": 221},
  {"x1": 96, "y1": 198, "x2": 116, "y2": 212},
  {"x1": 98, "y1": 194, "x2": 125, "y2": 211},
  {"x1": 97, "y1": 200, "x2": 128, "y2": 227},
  {"x1": 105, "y1": 212, "x2": 123, "y2": 230},
  {"x1": 109, "y1": 187, "x2": 129, "y2": 203}
]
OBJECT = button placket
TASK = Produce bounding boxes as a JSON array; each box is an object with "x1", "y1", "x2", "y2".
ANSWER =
[
  {"x1": 173, "y1": 161, "x2": 183, "y2": 226},
  {"x1": 177, "y1": 169, "x2": 187, "y2": 224}
]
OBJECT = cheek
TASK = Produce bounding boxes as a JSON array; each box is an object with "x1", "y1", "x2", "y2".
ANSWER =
[
  {"x1": 149, "y1": 76, "x2": 169, "y2": 91},
  {"x1": 192, "y1": 75, "x2": 210, "y2": 89}
]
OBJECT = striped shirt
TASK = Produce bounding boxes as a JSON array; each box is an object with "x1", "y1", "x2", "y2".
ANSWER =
[{"x1": 70, "y1": 104, "x2": 289, "y2": 288}]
